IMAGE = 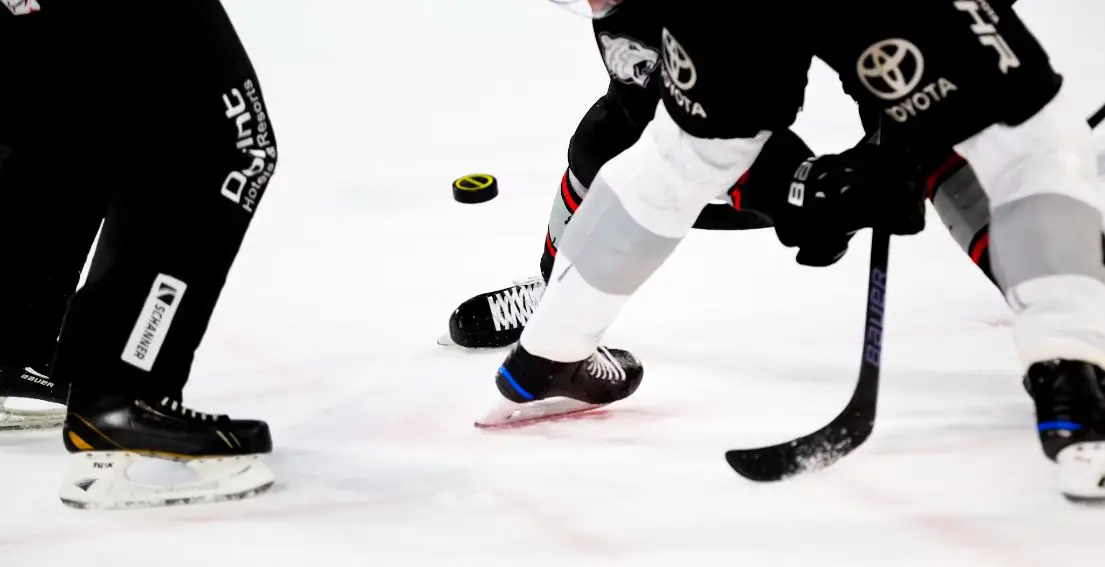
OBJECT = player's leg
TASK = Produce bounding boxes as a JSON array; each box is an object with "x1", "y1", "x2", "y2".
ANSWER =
[
  {"x1": 444, "y1": 3, "x2": 664, "y2": 350},
  {"x1": 0, "y1": 143, "x2": 105, "y2": 430},
  {"x1": 27, "y1": 0, "x2": 278, "y2": 508},
  {"x1": 0, "y1": 9, "x2": 104, "y2": 429},
  {"x1": 478, "y1": 0, "x2": 813, "y2": 426},
  {"x1": 543, "y1": 83, "x2": 660, "y2": 281},
  {"x1": 852, "y1": 105, "x2": 1101, "y2": 290},
  {"x1": 441, "y1": 81, "x2": 654, "y2": 350},
  {"x1": 543, "y1": 0, "x2": 672, "y2": 280},
  {"x1": 958, "y1": 98, "x2": 1105, "y2": 497},
  {"x1": 823, "y1": 0, "x2": 1105, "y2": 498},
  {"x1": 447, "y1": 1, "x2": 777, "y2": 352},
  {"x1": 923, "y1": 142, "x2": 1104, "y2": 289}
]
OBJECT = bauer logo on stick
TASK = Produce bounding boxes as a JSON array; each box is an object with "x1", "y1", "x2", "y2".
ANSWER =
[{"x1": 452, "y1": 173, "x2": 499, "y2": 204}]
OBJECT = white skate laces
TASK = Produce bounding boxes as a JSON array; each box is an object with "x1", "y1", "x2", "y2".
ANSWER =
[
  {"x1": 436, "y1": 275, "x2": 546, "y2": 348},
  {"x1": 154, "y1": 397, "x2": 226, "y2": 422},
  {"x1": 585, "y1": 346, "x2": 627, "y2": 383},
  {"x1": 488, "y1": 277, "x2": 545, "y2": 331}
]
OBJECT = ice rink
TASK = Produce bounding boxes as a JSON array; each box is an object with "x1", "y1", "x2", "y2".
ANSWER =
[{"x1": 4, "y1": 0, "x2": 1105, "y2": 565}]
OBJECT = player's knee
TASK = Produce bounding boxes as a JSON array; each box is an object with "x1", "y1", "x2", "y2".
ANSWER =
[
  {"x1": 954, "y1": 87, "x2": 1101, "y2": 210},
  {"x1": 599, "y1": 104, "x2": 769, "y2": 237},
  {"x1": 647, "y1": 103, "x2": 768, "y2": 195},
  {"x1": 568, "y1": 86, "x2": 654, "y2": 188}
]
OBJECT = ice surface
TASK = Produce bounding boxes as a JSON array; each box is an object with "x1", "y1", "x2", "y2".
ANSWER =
[{"x1": 4, "y1": 0, "x2": 1105, "y2": 565}]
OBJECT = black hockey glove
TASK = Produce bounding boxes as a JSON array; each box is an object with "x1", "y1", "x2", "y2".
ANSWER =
[{"x1": 751, "y1": 140, "x2": 927, "y2": 267}]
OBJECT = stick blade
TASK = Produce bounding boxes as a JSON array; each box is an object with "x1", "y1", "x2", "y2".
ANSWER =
[
  {"x1": 725, "y1": 412, "x2": 875, "y2": 482},
  {"x1": 725, "y1": 230, "x2": 888, "y2": 482}
]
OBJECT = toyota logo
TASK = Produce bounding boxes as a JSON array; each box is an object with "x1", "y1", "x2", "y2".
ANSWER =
[
  {"x1": 857, "y1": 39, "x2": 925, "y2": 100},
  {"x1": 661, "y1": 28, "x2": 697, "y2": 91}
]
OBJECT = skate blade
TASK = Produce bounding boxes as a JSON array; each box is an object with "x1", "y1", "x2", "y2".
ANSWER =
[
  {"x1": 436, "y1": 332, "x2": 513, "y2": 351},
  {"x1": 475, "y1": 398, "x2": 605, "y2": 429},
  {"x1": 0, "y1": 398, "x2": 65, "y2": 432},
  {"x1": 59, "y1": 451, "x2": 274, "y2": 510},
  {"x1": 1058, "y1": 441, "x2": 1105, "y2": 504}
]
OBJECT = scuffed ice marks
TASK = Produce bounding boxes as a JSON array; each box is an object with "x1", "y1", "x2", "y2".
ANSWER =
[{"x1": 785, "y1": 434, "x2": 857, "y2": 480}]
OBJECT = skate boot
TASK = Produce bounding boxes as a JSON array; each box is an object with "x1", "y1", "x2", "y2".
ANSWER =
[
  {"x1": 59, "y1": 395, "x2": 274, "y2": 509},
  {"x1": 0, "y1": 365, "x2": 67, "y2": 431},
  {"x1": 439, "y1": 276, "x2": 546, "y2": 349},
  {"x1": 1025, "y1": 359, "x2": 1105, "y2": 503},
  {"x1": 475, "y1": 344, "x2": 643, "y2": 428}
]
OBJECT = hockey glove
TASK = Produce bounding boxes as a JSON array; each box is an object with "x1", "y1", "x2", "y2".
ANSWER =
[{"x1": 764, "y1": 141, "x2": 927, "y2": 266}]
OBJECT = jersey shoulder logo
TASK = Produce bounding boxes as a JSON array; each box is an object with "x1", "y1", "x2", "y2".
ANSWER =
[{"x1": 598, "y1": 33, "x2": 660, "y2": 88}]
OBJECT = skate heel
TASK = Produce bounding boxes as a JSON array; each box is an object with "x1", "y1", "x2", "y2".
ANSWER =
[
  {"x1": 1057, "y1": 441, "x2": 1105, "y2": 503},
  {"x1": 59, "y1": 450, "x2": 274, "y2": 510}
]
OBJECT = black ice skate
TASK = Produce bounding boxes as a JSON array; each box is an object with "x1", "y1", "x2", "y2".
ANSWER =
[
  {"x1": 438, "y1": 276, "x2": 545, "y2": 349},
  {"x1": 1025, "y1": 359, "x2": 1105, "y2": 503},
  {"x1": 475, "y1": 344, "x2": 643, "y2": 428},
  {"x1": 59, "y1": 396, "x2": 274, "y2": 509},
  {"x1": 0, "y1": 366, "x2": 67, "y2": 431}
]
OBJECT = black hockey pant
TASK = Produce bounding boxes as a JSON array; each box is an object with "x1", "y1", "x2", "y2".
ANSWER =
[{"x1": 0, "y1": 0, "x2": 277, "y2": 404}]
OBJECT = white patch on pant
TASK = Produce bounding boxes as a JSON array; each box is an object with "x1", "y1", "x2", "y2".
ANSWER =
[{"x1": 122, "y1": 274, "x2": 187, "y2": 372}]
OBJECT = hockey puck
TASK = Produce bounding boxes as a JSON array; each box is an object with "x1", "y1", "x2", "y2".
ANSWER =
[{"x1": 452, "y1": 174, "x2": 498, "y2": 204}]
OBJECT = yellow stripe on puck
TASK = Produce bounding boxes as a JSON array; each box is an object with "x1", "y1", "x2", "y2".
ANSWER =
[
  {"x1": 452, "y1": 173, "x2": 498, "y2": 203},
  {"x1": 454, "y1": 174, "x2": 495, "y2": 191}
]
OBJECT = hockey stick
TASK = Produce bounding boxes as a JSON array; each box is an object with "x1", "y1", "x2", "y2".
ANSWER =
[
  {"x1": 724, "y1": 231, "x2": 888, "y2": 481},
  {"x1": 1091, "y1": 101, "x2": 1105, "y2": 130},
  {"x1": 724, "y1": 103, "x2": 1105, "y2": 482}
]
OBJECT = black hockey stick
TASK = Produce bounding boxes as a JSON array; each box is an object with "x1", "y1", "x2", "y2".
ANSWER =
[
  {"x1": 1091, "y1": 101, "x2": 1105, "y2": 130},
  {"x1": 724, "y1": 230, "x2": 888, "y2": 482},
  {"x1": 724, "y1": 102, "x2": 1105, "y2": 483}
]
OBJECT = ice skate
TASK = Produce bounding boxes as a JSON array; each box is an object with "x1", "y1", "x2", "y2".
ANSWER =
[
  {"x1": 1025, "y1": 360, "x2": 1105, "y2": 503},
  {"x1": 475, "y1": 344, "x2": 643, "y2": 428},
  {"x1": 439, "y1": 276, "x2": 545, "y2": 349},
  {"x1": 59, "y1": 396, "x2": 274, "y2": 510},
  {"x1": 0, "y1": 366, "x2": 67, "y2": 432}
]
